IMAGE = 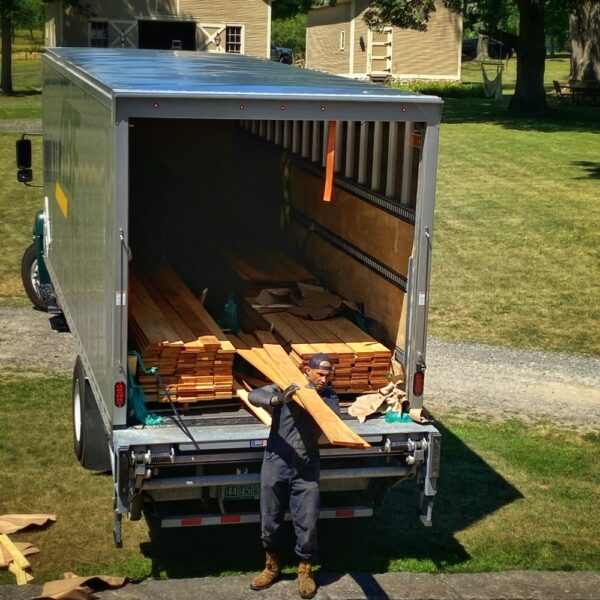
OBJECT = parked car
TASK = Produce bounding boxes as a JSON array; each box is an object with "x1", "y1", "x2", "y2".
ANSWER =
[
  {"x1": 270, "y1": 43, "x2": 293, "y2": 64},
  {"x1": 462, "y1": 37, "x2": 513, "y2": 61}
]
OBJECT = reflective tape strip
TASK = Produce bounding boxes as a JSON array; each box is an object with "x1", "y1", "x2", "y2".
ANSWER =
[{"x1": 162, "y1": 506, "x2": 373, "y2": 528}]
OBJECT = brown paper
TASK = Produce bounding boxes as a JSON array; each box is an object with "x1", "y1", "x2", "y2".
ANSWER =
[
  {"x1": 348, "y1": 393, "x2": 387, "y2": 423},
  {"x1": 0, "y1": 514, "x2": 56, "y2": 534},
  {"x1": 34, "y1": 573, "x2": 126, "y2": 600}
]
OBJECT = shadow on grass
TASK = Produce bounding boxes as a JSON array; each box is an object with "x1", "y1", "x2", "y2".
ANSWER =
[
  {"x1": 441, "y1": 96, "x2": 600, "y2": 133},
  {"x1": 573, "y1": 161, "x2": 600, "y2": 179},
  {"x1": 138, "y1": 418, "x2": 522, "y2": 578}
]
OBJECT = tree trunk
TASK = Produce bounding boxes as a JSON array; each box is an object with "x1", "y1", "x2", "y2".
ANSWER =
[
  {"x1": 476, "y1": 34, "x2": 490, "y2": 61},
  {"x1": 1, "y1": 12, "x2": 13, "y2": 95},
  {"x1": 569, "y1": 1, "x2": 600, "y2": 83},
  {"x1": 509, "y1": 0, "x2": 548, "y2": 113}
]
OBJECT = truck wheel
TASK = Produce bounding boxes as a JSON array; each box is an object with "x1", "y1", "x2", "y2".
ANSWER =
[
  {"x1": 72, "y1": 357, "x2": 111, "y2": 471},
  {"x1": 21, "y1": 243, "x2": 49, "y2": 312},
  {"x1": 72, "y1": 359, "x2": 86, "y2": 462}
]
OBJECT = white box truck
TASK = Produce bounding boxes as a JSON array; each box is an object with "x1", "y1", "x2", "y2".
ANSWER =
[{"x1": 18, "y1": 48, "x2": 442, "y2": 546}]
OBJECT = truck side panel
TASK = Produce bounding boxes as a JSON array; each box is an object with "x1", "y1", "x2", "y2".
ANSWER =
[{"x1": 42, "y1": 59, "x2": 117, "y2": 431}]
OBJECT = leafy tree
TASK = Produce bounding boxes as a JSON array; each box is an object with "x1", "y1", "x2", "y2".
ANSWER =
[
  {"x1": 13, "y1": 0, "x2": 44, "y2": 39},
  {"x1": 1, "y1": 0, "x2": 87, "y2": 94},
  {"x1": 361, "y1": 0, "x2": 592, "y2": 113},
  {"x1": 272, "y1": 13, "x2": 308, "y2": 56}
]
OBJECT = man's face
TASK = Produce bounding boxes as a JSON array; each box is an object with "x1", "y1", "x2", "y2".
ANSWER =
[{"x1": 305, "y1": 362, "x2": 332, "y2": 391}]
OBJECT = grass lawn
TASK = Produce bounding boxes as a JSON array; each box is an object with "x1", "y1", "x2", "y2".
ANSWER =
[
  {"x1": 0, "y1": 373, "x2": 598, "y2": 583},
  {"x1": 431, "y1": 98, "x2": 600, "y2": 355}
]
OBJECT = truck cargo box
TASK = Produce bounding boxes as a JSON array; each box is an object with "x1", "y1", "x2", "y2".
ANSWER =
[{"x1": 37, "y1": 48, "x2": 442, "y2": 542}]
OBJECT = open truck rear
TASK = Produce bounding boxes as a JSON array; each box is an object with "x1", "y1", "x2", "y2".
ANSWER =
[{"x1": 35, "y1": 47, "x2": 441, "y2": 545}]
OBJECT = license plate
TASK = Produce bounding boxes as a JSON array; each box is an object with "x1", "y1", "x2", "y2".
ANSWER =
[{"x1": 224, "y1": 483, "x2": 260, "y2": 500}]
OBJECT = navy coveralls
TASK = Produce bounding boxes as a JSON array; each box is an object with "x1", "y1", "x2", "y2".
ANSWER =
[{"x1": 249, "y1": 382, "x2": 339, "y2": 561}]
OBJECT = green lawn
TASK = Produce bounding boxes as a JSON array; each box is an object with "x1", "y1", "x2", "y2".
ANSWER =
[
  {"x1": 430, "y1": 98, "x2": 600, "y2": 355},
  {"x1": 0, "y1": 373, "x2": 597, "y2": 583}
]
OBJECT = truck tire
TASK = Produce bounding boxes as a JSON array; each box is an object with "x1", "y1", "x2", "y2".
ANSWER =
[
  {"x1": 72, "y1": 357, "x2": 111, "y2": 471},
  {"x1": 21, "y1": 243, "x2": 49, "y2": 312}
]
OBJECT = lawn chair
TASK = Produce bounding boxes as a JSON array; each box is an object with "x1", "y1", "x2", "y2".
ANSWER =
[{"x1": 553, "y1": 80, "x2": 571, "y2": 104}]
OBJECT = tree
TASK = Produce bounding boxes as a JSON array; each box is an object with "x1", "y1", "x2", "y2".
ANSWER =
[
  {"x1": 1, "y1": 0, "x2": 16, "y2": 93},
  {"x1": 361, "y1": 0, "x2": 587, "y2": 113},
  {"x1": 1, "y1": 0, "x2": 86, "y2": 94},
  {"x1": 569, "y1": 1, "x2": 600, "y2": 83},
  {"x1": 13, "y1": 0, "x2": 44, "y2": 40}
]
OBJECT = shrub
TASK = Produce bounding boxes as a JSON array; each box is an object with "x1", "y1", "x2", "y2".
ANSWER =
[{"x1": 390, "y1": 80, "x2": 485, "y2": 98}]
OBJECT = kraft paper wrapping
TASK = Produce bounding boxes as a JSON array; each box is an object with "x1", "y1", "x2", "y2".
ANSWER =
[
  {"x1": 34, "y1": 573, "x2": 127, "y2": 600},
  {"x1": 0, "y1": 514, "x2": 56, "y2": 534}
]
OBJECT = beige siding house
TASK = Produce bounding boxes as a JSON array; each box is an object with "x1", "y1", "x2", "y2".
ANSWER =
[
  {"x1": 44, "y1": 0, "x2": 273, "y2": 59},
  {"x1": 306, "y1": 0, "x2": 462, "y2": 81}
]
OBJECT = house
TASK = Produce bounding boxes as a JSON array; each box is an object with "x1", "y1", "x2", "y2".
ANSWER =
[
  {"x1": 306, "y1": 0, "x2": 462, "y2": 81},
  {"x1": 43, "y1": 0, "x2": 274, "y2": 59}
]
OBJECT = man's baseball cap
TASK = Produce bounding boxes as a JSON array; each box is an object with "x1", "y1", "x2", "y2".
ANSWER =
[{"x1": 308, "y1": 353, "x2": 333, "y2": 370}]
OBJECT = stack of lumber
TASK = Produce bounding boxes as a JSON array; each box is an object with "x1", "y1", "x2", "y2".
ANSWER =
[
  {"x1": 220, "y1": 240, "x2": 317, "y2": 293},
  {"x1": 129, "y1": 264, "x2": 235, "y2": 402},
  {"x1": 255, "y1": 311, "x2": 391, "y2": 393},
  {"x1": 228, "y1": 331, "x2": 370, "y2": 449}
]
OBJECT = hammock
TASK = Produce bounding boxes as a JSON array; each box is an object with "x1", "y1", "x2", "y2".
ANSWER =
[{"x1": 482, "y1": 63, "x2": 503, "y2": 101}]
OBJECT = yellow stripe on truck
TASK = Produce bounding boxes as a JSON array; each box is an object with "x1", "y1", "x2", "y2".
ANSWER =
[{"x1": 55, "y1": 182, "x2": 68, "y2": 218}]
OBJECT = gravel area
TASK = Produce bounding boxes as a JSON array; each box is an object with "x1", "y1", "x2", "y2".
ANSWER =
[
  {"x1": 1, "y1": 307, "x2": 598, "y2": 432},
  {"x1": 0, "y1": 118, "x2": 42, "y2": 134}
]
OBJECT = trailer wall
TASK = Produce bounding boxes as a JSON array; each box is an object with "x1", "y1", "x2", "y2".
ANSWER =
[{"x1": 43, "y1": 59, "x2": 117, "y2": 429}]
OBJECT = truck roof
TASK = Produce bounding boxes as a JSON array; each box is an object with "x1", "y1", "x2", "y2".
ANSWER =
[{"x1": 45, "y1": 48, "x2": 443, "y2": 105}]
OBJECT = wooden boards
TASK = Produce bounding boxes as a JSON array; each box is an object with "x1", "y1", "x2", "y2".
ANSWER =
[
  {"x1": 254, "y1": 310, "x2": 391, "y2": 392},
  {"x1": 129, "y1": 264, "x2": 235, "y2": 402},
  {"x1": 220, "y1": 238, "x2": 317, "y2": 293},
  {"x1": 229, "y1": 332, "x2": 370, "y2": 449}
]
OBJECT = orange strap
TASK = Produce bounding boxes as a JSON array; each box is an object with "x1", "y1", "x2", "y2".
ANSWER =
[{"x1": 323, "y1": 121, "x2": 336, "y2": 202}]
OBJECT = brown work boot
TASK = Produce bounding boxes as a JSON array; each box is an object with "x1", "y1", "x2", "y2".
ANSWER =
[
  {"x1": 250, "y1": 552, "x2": 281, "y2": 591},
  {"x1": 297, "y1": 559, "x2": 317, "y2": 599}
]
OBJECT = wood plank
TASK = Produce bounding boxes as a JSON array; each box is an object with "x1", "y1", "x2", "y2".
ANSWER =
[
  {"x1": 8, "y1": 562, "x2": 33, "y2": 585},
  {"x1": 252, "y1": 331, "x2": 369, "y2": 448},
  {"x1": 233, "y1": 380, "x2": 272, "y2": 427},
  {"x1": 156, "y1": 265, "x2": 235, "y2": 352},
  {"x1": 0, "y1": 535, "x2": 30, "y2": 570}
]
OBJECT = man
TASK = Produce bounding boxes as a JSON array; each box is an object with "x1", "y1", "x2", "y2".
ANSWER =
[{"x1": 249, "y1": 352, "x2": 339, "y2": 599}]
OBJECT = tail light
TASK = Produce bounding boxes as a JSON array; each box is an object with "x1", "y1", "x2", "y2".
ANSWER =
[
  {"x1": 413, "y1": 367, "x2": 425, "y2": 397},
  {"x1": 115, "y1": 381, "x2": 126, "y2": 407}
]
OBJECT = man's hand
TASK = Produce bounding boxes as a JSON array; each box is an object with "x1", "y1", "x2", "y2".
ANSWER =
[{"x1": 270, "y1": 383, "x2": 300, "y2": 406}]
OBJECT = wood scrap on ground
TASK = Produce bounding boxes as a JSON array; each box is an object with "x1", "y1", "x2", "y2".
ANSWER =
[
  {"x1": 0, "y1": 514, "x2": 56, "y2": 586},
  {"x1": 229, "y1": 331, "x2": 370, "y2": 449},
  {"x1": 0, "y1": 533, "x2": 33, "y2": 585}
]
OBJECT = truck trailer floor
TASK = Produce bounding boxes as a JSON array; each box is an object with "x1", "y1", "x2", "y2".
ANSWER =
[{"x1": 2, "y1": 571, "x2": 599, "y2": 600}]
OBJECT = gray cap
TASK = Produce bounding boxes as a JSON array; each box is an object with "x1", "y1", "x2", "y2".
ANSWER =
[{"x1": 308, "y1": 353, "x2": 333, "y2": 370}]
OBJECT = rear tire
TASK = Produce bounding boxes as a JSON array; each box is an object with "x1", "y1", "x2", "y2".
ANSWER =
[
  {"x1": 21, "y1": 243, "x2": 49, "y2": 311},
  {"x1": 72, "y1": 357, "x2": 111, "y2": 471},
  {"x1": 72, "y1": 359, "x2": 86, "y2": 462}
]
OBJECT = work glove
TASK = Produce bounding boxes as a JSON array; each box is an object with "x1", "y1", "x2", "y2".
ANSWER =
[{"x1": 270, "y1": 383, "x2": 300, "y2": 406}]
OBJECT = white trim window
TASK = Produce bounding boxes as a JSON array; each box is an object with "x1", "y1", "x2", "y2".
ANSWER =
[
  {"x1": 89, "y1": 21, "x2": 109, "y2": 47},
  {"x1": 226, "y1": 25, "x2": 243, "y2": 54},
  {"x1": 340, "y1": 30, "x2": 345, "y2": 51}
]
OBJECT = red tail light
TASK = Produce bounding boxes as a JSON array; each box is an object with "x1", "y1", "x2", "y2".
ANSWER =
[
  {"x1": 413, "y1": 369, "x2": 425, "y2": 396},
  {"x1": 115, "y1": 381, "x2": 126, "y2": 407}
]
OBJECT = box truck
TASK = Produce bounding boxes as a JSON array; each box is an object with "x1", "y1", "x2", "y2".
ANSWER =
[{"x1": 18, "y1": 48, "x2": 441, "y2": 546}]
